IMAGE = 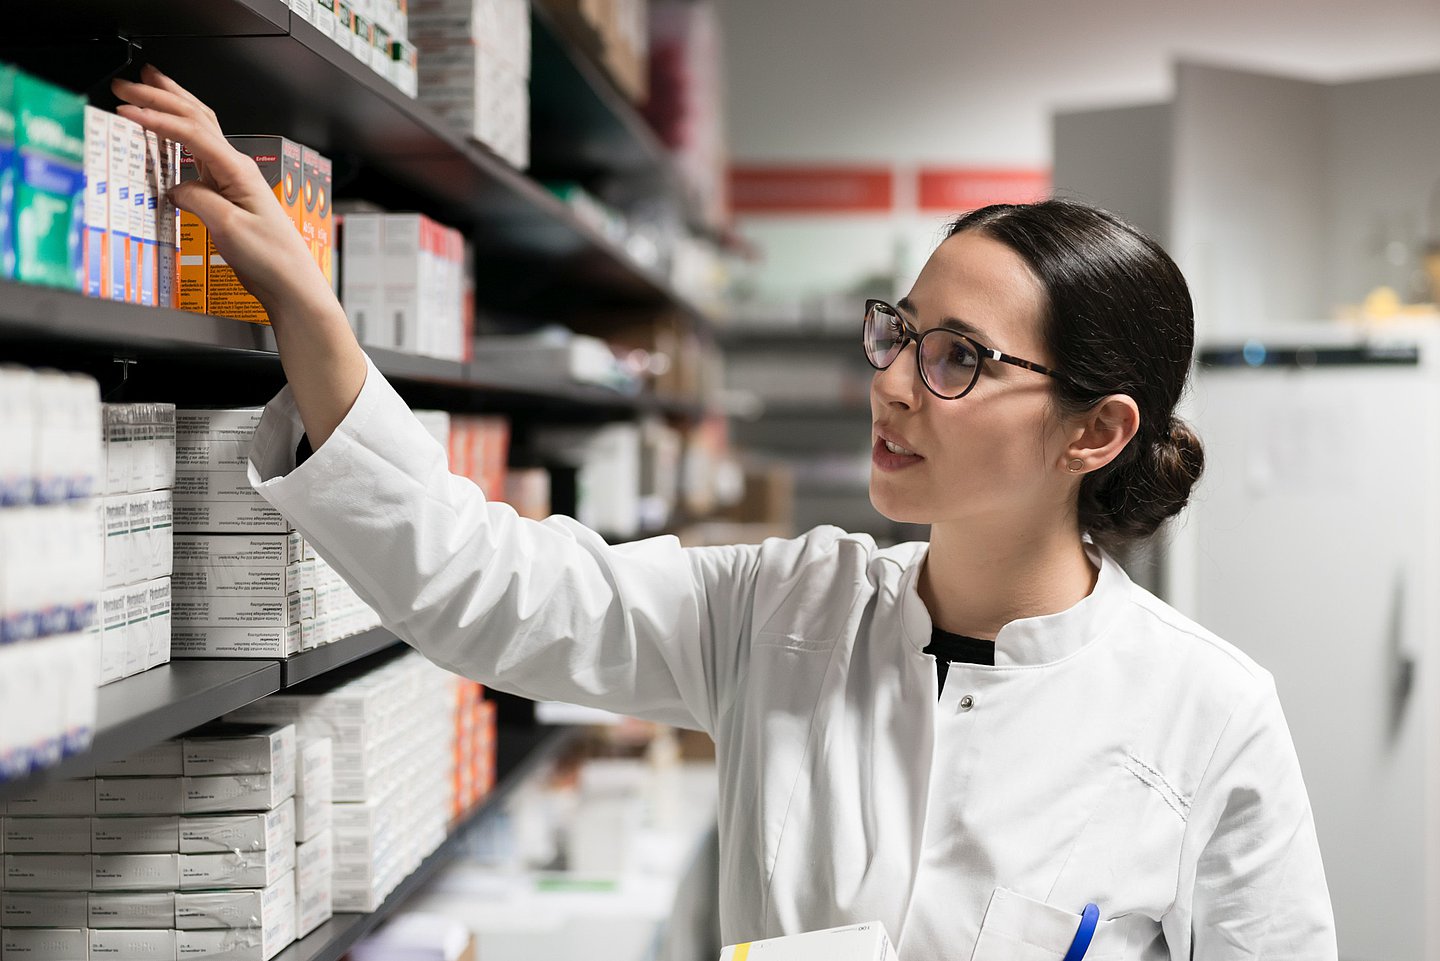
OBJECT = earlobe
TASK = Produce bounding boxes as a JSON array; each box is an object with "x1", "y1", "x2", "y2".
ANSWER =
[{"x1": 1065, "y1": 394, "x2": 1141, "y2": 473}]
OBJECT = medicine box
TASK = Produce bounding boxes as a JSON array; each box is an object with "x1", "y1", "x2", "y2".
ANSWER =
[
  {"x1": 95, "y1": 777, "x2": 185, "y2": 816},
  {"x1": 173, "y1": 501, "x2": 291, "y2": 535},
  {"x1": 293, "y1": 828, "x2": 332, "y2": 938},
  {"x1": 140, "y1": 130, "x2": 159, "y2": 306},
  {"x1": 171, "y1": 624, "x2": 301, "y2": 659},
  {"x1": 95, "y1": 741, "x2": 182, "y2": 778},
  {"x1": 176, "y1": 873, "x2": 294, "y2": 933},
  {"x1": 179, "y1": 839, "x2": 295, "y2": 890},
  {"x1": 88, "y1": 892, "x2": 175, "y2": 929},
  {"x1": 108, "y1": 113, "x2": 135, "y2": 301},
  {"x1": 173, "y1": 471, "x2": 264, "y2": 503},
  {"x1": 293, "y1": 739, "x2": 333, "y2": 843},
  {"x1": 171, "y1": 593, "x2": 300, "y2": 629},
  {"x1": 300, "y1": 147, "x2": 333, "y2": 288},
  {"x1": 2, "y1": 818, "x2": 91, "y2": 854},
  {"x1": 179, "y1": 799, "x2": 294, "y2": 855},
  {"x1": 13, "y1": 71, "x2": 85, "y2": 290},
  {"x1": 175, "y1": 407, "x2": 264, "y2": 448},
  {"x1": 91, "y1": 816, "x2": 180, "y2": 854},
  {"x1": 3, "y1": 854, "x2": 93, "y2": 891},
  {"x1": 2, "y1": 926, "x2": 89, "y2": 961},
  {"x1": 177, "y1": 921, "x2": 295, "y2": 961},
  {"x1": 91, "y1": 853, "x2": 181, "y2": 891},
  {"x1": 718, "y1": 922, "x2": 901, "y2": 961},
  {"x1": 183, "y1": 769, "x2": 296, "y2": 814},
  {"x1": 82, "y1": 107, "x2": 109, "y2": 298},
  {"x1": 173, "y1": 534, "x2": 304, "y2": 569},
  {"x1": 0, "y1": 66, "x2": 16, "y2": 280},
  {"x1": 171, "y1": 564, "x2": 306, "y2": 598},
  {"x1": 206, "y1": 138, "x2": 304, "y2": 324},
  {"x1": 184, "y1": 725, "x2": 296, "y2": 778},
  {"x1": 124, "y1": 115, "x2": 144, "y2": 305},
  {"x1": 178, "y1": 144, "x2": 205, "y2": 313},
  {"x1": 4, "y1": 781, "x2": 97, "y2": 817},
  {"x1": 89, "y1": 927, "x2": 176, "y2": 960},
  {"x1": 1, "y1": 893, "x2": 88, "y2": 929}
]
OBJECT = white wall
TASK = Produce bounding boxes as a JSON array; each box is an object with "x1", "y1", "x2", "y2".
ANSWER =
[{"x1": 719, "y1": 0, "x2": 1440, "y2": 301}]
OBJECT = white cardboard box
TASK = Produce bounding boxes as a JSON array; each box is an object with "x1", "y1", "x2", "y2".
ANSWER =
[
  {"x1": 180, "y1": 800, "x2": 294, "y2": 855},
  {"x1": 95, "y1": 778, "x2": 185, "y2": 816},
  {"x1": 2, "y1": 819, "x2": 92, "y2": 854},
  {"x1": 171, "y1": 594, "x2": 299, "y2": 630},
  {"x1": 179, "y1": 840, "x2": 295, "y2": 890},
  {"x1": 170, "y1": 625, "x2": 301, "y2": 660},
  {"x1": 172, "y1": 472, "x2": 264, "y2": 504},
  {"x1": 293, "y1": 829, "x2": 332, "y2": 939},
  {"x1": 91, "y1": 853, "x2": 181, "y2": 891},
  {"x1": 175, "y1": 409, "x2": 263, "y2": 444},
  {"x1": 176, "y1": 921, "x2": 294, "y2": 961},
  {"x1": 91, "y1": 816, "x2": 181, "y2": 854},
  {"x1": 1, "y1": 892, "x2": 89, "y2": 928},
  {"x1": 183, "y1": 726, "x2": 295, "y2": 779},
  {"x1": 170, "y1": 565, "x2": 305, "y2": 598},
  {"x1": 96, "y1": 741, "x2": 182, "y2": 778},
  {"x1": 173, "y1": 501, "x2": 291, "y2": 535},
  {"x1": 89, "y1": 927, "x2": 176, "y2": 960},
  {"x1": 3, "y1": 782, "x2": 96, "y2": 818},
  {"x1": 172, "y1": 534, "x2": 304, "y2": 569},
  {"x1": 3, "y1": 854, "x2": 93, "y2": 891},
  {"x1": 2, "y1": 926, "x2": 90, "y2": 961},
  {"x1": 175, "y1": 873, "x2": 293, "y2": 931},
  {"x1": 294, "y1": 739, "x2": 332, "y2": 844},
  {"x1": 718, "y1": 922, "x2": 900, "y2": 961},
  {"x1": 88, "y1": 892, "x2": 176, "y2": 929},
  {"x1": 182, "y1": 771, "x2": 295, "y2": 815}
]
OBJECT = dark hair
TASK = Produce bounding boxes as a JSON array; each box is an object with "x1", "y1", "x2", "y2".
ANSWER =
[{"x1": 947, "y1": 199, "x2": 1204, "y2": 548}]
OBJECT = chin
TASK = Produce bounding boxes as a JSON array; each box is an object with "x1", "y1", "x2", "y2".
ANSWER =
[{"x1": 868, "y1": 477, "x2": 932, "y2": 525}]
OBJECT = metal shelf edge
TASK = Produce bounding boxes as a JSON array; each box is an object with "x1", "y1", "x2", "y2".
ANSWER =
[{"x1": 281, "y1": 630, "x2": 402, "y2": 687}]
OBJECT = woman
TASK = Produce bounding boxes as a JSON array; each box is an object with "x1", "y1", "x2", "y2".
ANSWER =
[{"x1": 116, "y1": 67, "x2": 1335, "y2": 960}]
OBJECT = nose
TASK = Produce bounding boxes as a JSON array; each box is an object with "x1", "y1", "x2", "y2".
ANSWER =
[{"x1": 872, "y1": 341, "x2": 923, "y2": 410}]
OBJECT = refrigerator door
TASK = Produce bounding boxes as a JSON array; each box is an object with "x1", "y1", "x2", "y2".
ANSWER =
[{"x1": 1187, "y1": 339, "x2": 1437, "y2": 961}]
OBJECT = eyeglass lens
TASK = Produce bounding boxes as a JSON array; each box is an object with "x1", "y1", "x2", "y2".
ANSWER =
[{"x1": 863, "y1": 302, "x2": 980, "y2": 398}]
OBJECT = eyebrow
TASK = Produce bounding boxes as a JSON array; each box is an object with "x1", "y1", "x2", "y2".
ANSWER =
[{"x1": 894, "y1": 297, "x2": 988, "y2": 340}]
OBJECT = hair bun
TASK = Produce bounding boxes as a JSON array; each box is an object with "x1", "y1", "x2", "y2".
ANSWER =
[{"x1": 1084, "y1": 416, "x2": 1205, "y2": 544}]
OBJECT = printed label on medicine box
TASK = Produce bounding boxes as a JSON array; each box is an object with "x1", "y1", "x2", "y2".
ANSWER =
[
  {"x1": 295, "y1": 792, "x2": 332, "y2": 845},
  {"x1": 148, "y1": 576, "x2": 172, "y2": 669},
  {"x1": 180, "y1": 798, "x2": 294, "y2": 855},
  {"x1": 171, "y1": 564, "x2": 304, "y2": 598},
  {"x1": 95, "y1": 740, "x2": 182, "y2": 778},
  {"x1": 125, "y1": 117, "x2": 145, "y2": 304},
  {"x1": 124, "y1": 586, "x2": 150, "y2": 678},
  {"x1": 13, "y1": 72, "x2": 85, "y2": 290},
  {"x1": 175, "y1": 407, "x2": 265, "y2": 442},
  {"x1": 88, "y1": 891, "x2": 176, "y2": 929},
  {"x1": 1, "y1": 891, "x2": 89, "y2": 928},
  {"x1": 300, "y1": 147, "x2": 332, "y2": 285},
  {"x1": 107, "y1": 115, "x2": 135, "y2": 300},
  {"x1": 91, "y1": 853, "x2": 180, "y2": 892},
  {"x1": 3, "y1": 853, "x2": 93, "y2": 890},
  {"x1": 295, "y1": 738, "x2": 332, "y2": 798},
  {"x1": 91, "y1": 815, "x2": 180, "y2": 853},
  {"x1": 207, "y1": 137, "x2": 304, "y2": 324},
  {"x1": 83, "y1": 107, "x2": 109, "y2": 297},
  {"x1": 2, "y1": 926, "x2": 89, "y2": 961},
  {"x1": 3, "y1": 780, "x2": 97, "y2": 816},
  {"x1": 172, "y1": 593, "x2": 299, "y2": 629},
  {"x1": 173, "y1": 470, "x2": 264, "y2": 503},
  {"x1": 95, "y1": 777, "x2": 185, "y2": 816},
  {"x1": 173, "y1": 501, "x2": 292, "y2": 534},
  {"x1": 183, "y1": 725, "x2": 295, "y2": 777},
  {"x1": 141, "y1": 130, "x2": 160, "y2": 306},
  {"x1": 176, "y1": 872, "x2": 294, "y2": 930},
  {"x1": 171, "y1": 624, "x2": 300, "y2": 659},
  {"x1": 157, "y1": 139, "x2": 177, "y2": 308},
  {"x1": 180, "y1": 840, "x2": 295, "y2": 890},
  {"x1": 183, "y1": 769, "x2": 296, "y2": 815},
  {"x1": 178, "y1": 144, "x2": 205, "y2": 312},
  {"x1": 176, "y1": 917, "x2": 296, "y2": 961},
  {"x1": 173, "y1": 534, "x2": 301, "y2": 568},
  {"x1": 89, "y1": 927, "x2": 176, "y2": 961},
  {"x1": 2, "y1": 817, "x2": 92, "y2": 853}
]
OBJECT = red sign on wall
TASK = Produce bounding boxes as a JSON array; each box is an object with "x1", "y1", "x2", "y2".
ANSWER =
[
  {"x1": 917, "y1": 168, "x2": 1050, "y2": 212},
  {"x1": 730, "y1": 166, "x2": 894, "y2": 214}
]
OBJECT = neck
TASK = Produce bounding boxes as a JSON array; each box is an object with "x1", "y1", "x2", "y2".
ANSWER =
[{"x1": 918, "y1": 513, "x2": 1098, "y2": 639}]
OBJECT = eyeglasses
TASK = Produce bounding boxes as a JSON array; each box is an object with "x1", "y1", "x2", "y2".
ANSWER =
[{"x1": 862, "y1": 298, "x2": 1073, "y2": 400}]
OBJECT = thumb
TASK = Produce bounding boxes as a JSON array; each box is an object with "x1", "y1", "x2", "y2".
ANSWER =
[{"x1": 168, "y1": 180, "x2": 235, "y2": 229}]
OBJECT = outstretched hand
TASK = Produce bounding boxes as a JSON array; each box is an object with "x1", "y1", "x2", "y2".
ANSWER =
[{"x1": 111, "y1": 64, "x2": 332, "y2": 319}]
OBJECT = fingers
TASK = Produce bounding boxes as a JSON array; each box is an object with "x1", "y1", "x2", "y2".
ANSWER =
[
  {"x1": 112, "y1": 79, "x2": 215, "y2": 134},
  {"x1": 138, "y1": 64, "x2": 221, "y2": 129},
  {"x1": 168, "y1": 180, "x2": 238, "y2": 229}
]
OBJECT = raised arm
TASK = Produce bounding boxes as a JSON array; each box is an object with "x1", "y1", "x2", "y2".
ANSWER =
[{"x1": 113, "y1": 65, "x2": 365, "y2": 449}]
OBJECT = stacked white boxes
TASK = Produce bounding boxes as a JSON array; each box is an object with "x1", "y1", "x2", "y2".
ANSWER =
[
  {"x1": 170, "y1": 410, "x2": 380, "y2": 658},
  {"x1": 410, "y1": 0, "x2": 531, "y2": 168},
  {"x1": 1, "y1": 726, "x2": 299, "y2": 961},
  {"x1": 0, "y1": 368, "x2": 102, "y2": 782},
  {"x1": 292, "y1": 738, "x2": 334, "y2": 938},
  {"x1": 288, "y1": 0, "x2": 418, "y2": 97},
  {"x1": 227, "y1": 653, "x2": 458, "y2": 911},
  {"x1": 341, "y1": 212, "x2": 471, "y2": 360},
  {"x1": 95, "y1": 402, "x2": 177, "y2": 686}
]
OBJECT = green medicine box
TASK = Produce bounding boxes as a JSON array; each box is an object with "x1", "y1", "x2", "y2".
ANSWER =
[
  {"x1": 12, "y1": 70, "x2": 85, "y2": 290},
  {"x1": 0, "y1": 65, "x2": 16, "y2": 279}
]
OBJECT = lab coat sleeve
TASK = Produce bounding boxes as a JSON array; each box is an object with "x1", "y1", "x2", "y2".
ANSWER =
[
  {"x1": 246, "y1": 354, "x2": 761, "y2": 734},
  {"x1": 1179, "y1": 679, "x2": 1338, "y2": 960}
]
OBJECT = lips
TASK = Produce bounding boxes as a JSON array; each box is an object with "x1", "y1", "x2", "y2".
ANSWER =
[{"x1": 872, "y1": 428, "x2": 924, "y2": 472}]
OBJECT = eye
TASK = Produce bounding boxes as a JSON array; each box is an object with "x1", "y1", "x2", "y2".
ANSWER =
[{"x1": 949, "y1": 338, "x2": 979, "y2": 368}]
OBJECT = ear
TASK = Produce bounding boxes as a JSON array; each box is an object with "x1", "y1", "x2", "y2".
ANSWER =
[{"x1": 1062, "y1": 394, "x2": 1140, "y2": 474}]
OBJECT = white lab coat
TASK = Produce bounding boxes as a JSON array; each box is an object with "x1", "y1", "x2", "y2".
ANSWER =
[{"x1": 248, "y1": 357, "x2": 1337, "y2": 961}]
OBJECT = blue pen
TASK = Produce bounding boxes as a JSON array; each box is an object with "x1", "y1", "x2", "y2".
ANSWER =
[{"x1": 1060, "y1": 903, "x2": 1100, "y2": 961}]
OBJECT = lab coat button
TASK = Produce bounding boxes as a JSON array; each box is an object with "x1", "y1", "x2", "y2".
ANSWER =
[{"x1": 958, "y1": 694, "x2": 975, "y2": 711}]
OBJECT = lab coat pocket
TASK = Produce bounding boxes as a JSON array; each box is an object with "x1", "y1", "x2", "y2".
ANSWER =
[{"x1": 969, "y1": 888, "x2": 1126, "y2": 961}]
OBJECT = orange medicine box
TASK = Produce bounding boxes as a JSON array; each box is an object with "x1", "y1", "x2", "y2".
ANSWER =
[
  {"x1": 206, "y1": 136, "x2": 304, "y2": 324},
  {"x1": 178, "y1": 145, "x2": 206, "y2": 313},
  {"x1": 300, "y1": 147, "x2": 333, "y2": 288}
]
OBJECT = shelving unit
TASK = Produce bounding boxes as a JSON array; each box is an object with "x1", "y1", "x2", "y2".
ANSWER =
[{"x1": 0, "y1": 1, "x2": 717, "y2": 953}]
